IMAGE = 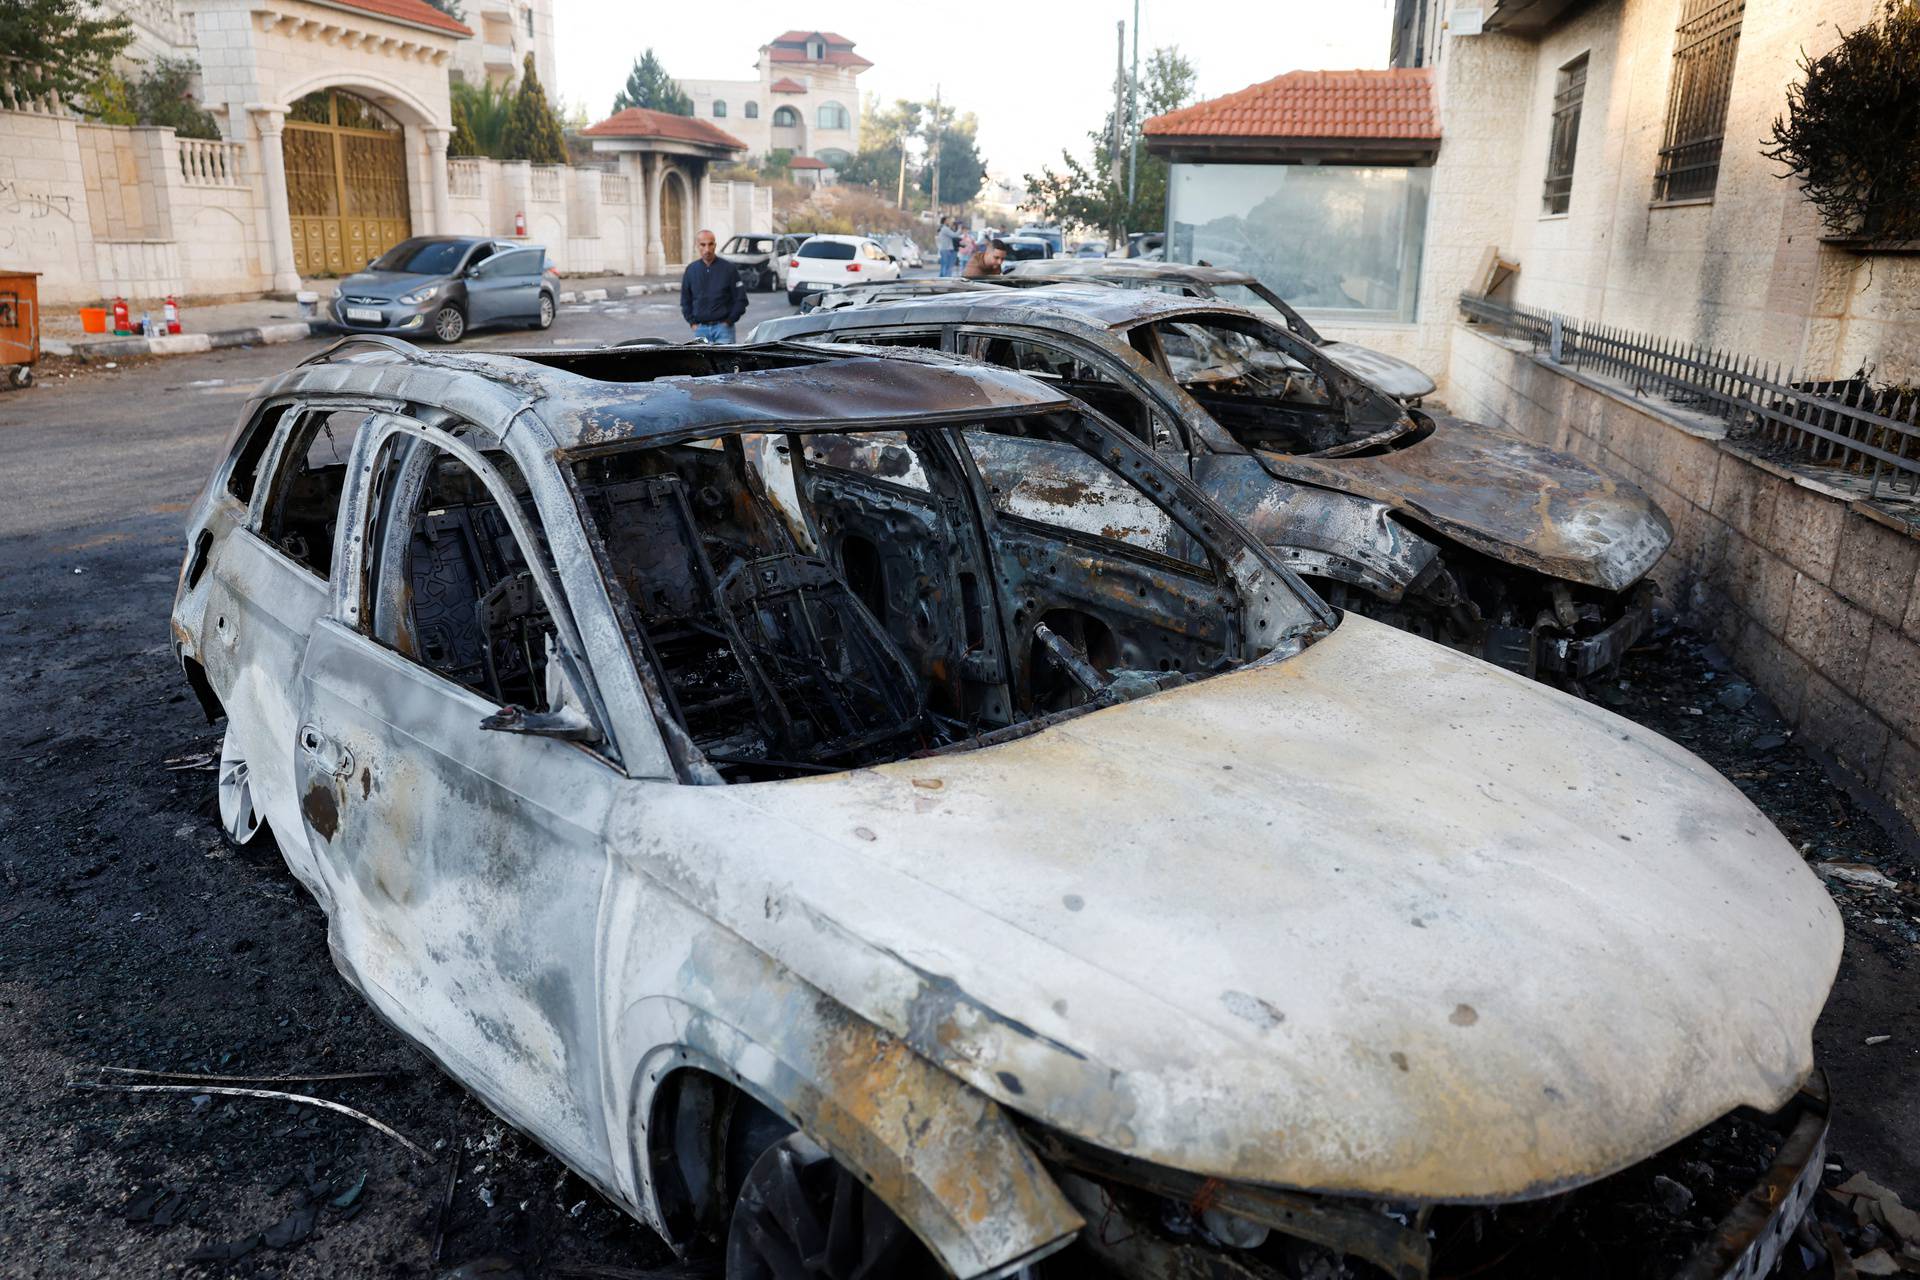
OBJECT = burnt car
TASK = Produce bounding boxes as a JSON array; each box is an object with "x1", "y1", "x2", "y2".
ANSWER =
[
  {"x1": 1008, "y1": 258, "x2": 1437, "y2": 403},
  {"x1": 754, "y1": 286, "x2": 1673, "y2": 681},
  {"x1": 721, "y1": 232, "x2": 804, "y2": 292},
  {"x1": 171, "y1": 336, "x2": 1838, "y2": 1280}
]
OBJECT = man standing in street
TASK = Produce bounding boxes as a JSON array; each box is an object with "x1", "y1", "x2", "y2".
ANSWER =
[
  {"x1": 681, "y1": 229, "x2": 748, "y2": 342},
  {"x1": 961, "y1": 238, "x2": 1009, "y2": 278},
  {"x1": 936, "y1": 218, "x2": 959, "y2": 277}
]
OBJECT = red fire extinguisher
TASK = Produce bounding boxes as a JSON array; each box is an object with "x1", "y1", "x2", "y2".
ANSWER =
[
  {"x1": 111, "y1": 296, "x2": 131, "y2": 335},
  {"x1": 164, "y1": 295, "x2": 181, "y2": 335},
  {"x1": 514, "y1": 211, "x2": 527, "y2": 237}
]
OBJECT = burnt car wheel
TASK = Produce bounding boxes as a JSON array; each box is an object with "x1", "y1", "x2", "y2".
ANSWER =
[
  {"x1": 216, "y1": 729, "x2": 262, "y2": 846},
  {"x1": 535, "y1": 293, "x2": 555, "y2": 330},
  {"x1": 433, "y1": 303, "x2": 466, "y2": 343},
  {"x1": 724, "y1": 1132, "x2": 939, "y2": 1279}
]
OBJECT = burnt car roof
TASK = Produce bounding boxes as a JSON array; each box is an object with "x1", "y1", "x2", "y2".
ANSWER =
[
  {"x1": 770, "y1": 282, "x2": 1240, "y2": 334},
  {"x1": 265, "y1": 337, "x2": 1077, "y2": 452},
  {"x1": 1010, "y1": 260, "x2": 1259, "y2": 287}
]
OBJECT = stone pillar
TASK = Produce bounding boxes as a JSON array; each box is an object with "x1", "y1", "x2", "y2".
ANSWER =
[
  {"x1": 645, "y1": 154, "x2": 669, "y2": 275},
  {"x1": 249, "y1": 105, "x2": 302, "y2": 294},
  {"x1": 424, "y1": 126, "x2": 451, "y2": 235}
]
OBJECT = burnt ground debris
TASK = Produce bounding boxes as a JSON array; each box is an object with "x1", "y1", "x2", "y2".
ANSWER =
[{"x1": 0, "y1": 502, "x2": 1917, "y2": 1276}]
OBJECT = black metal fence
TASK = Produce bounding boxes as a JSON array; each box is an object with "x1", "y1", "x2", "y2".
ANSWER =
[{"x1": 1458, "y1": 293, "x2": 1920, "y2": 501}]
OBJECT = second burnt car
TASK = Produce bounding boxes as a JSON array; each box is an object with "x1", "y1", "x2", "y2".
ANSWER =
[
  {"x1": 755, "y1": 285, "x2": 1673, "y2": 681},
  {"x1": 170, "y1": 336, "x2": 1839, "y2": 1280}
]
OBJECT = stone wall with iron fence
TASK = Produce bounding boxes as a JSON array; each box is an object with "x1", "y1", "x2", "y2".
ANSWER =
[{"x1": 1446, "y1": 311, "x2": 1920, "y2": 830}]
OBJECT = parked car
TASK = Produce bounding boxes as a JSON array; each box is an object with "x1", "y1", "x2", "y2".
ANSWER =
[
  {"x1": 880, "y1": 233, "x2": 924, "y2": 268},
  {"x1": 754, "y1": 285, "x2": 1674, "y2": 681},
  {"x1": 785, "y1": 233, "x2": 902, "y2": 305},
  {"x1": 1126, "y1": 230, "x2": 1164, "y2": 259},
  {"x1": 328, "y1": 236, "x2": 557, "y2": 342},
  {"x1": 999, "y1": 234, "x2": 1053, "y2": 266},
  {"x1": 721, "y1": 233, "x2": 802, "y2": 292},
  {"x1": 1011, "y1": 258, "x2": 1438, "y2": 402},
  {"x1": 1072, "y1": 240, "x2": 1108, "y2": 258},
  {"x1": 1014, "y1": 224, "x2": 1065, "y2": 255},
  {"x1": 172, "y1": 333, "x2": 1838, "y2": 1280}
]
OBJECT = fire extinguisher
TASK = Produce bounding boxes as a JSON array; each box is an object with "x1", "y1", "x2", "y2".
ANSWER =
[
  {"x1": 514, "y1": 211, "x2": 527, "y2": 237},
  {"x1": 164, "y1": 295, "x2": 181, "y2": 335},
  {"x1": 111, "y1": 296, "x2": 131, "y2": 335}
]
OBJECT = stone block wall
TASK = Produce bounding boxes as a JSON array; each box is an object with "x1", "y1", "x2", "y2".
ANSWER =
[{"x1": 1446, "y1": 321, "x2": 1920, "y2": 828}]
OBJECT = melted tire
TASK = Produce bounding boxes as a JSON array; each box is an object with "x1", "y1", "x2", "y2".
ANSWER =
[{"x1": 724, "y1": 1132, "x2": 940, "y2": 1279}]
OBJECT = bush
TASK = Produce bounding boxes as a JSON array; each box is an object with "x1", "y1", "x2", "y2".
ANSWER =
[
  {"x1": 1766, "y1": 2, "x2": 1920, "y2": 241},
  {"x1": 133, "y1": 57, "x2": 218, "y2": 140}
]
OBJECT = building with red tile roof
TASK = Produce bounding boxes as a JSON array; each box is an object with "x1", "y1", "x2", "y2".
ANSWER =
[
  {"x1": 673, "y1": 31, "x2": 872, "y2": 170},
  {"x1": 1144, "y1": 68, "x2": 1439, "y2": 163},
  {"x1": 581, "y1": 108, "x2": 747, "y2": 154}
]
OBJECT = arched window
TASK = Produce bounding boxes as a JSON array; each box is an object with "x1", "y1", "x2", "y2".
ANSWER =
[
  {"x1": 772, "y1": 105, "x2": 800, "y2": 128},
  {"x1": 713, "y1": 100, "x2": 727, "y2": 118},
  {"x1": 744, "y1": 101, "x2": 759, "y2": 119},
  {"x1": 816, "y1": 101, "x2": 849, "y2": 131}
]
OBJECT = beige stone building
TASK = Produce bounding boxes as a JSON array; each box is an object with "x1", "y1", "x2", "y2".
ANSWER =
[
  {"x1": 0, "y1": 0, "x2": 771, "y2": 304},
  {"x1": 446, "y1": 0, "x2": 556, "y2": 93},
  {"x1": 676, "y1": 30, "x2": 870, "y2": 171}
]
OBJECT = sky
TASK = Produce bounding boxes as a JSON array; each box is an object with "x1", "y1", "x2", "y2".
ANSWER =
[{"x1": 554, "y1": 0, "x2": 1393, "y2": 182}]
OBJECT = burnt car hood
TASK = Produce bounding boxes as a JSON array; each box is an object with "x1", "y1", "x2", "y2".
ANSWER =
[
  {"x1": 615, "y1": 614, "x2": 1839, "y2": 1203},
  {"x1": 1315, "y1": 341, "x2": 1437, "y2": 400},
  {"x1": 1255, "y1": 420, "x2": 1672, "y2": 590}
]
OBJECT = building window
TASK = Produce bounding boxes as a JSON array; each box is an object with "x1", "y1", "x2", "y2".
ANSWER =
[
  {"x1": 713, "y1": 100, "x2": 727, "y2": 118},
  {"x1": 1167, "y1": 163, "x2": 1432, "y2": 324},
  {"x1": 744, "y1": 101, "x2": 759, "y2": 119},
  {"x1": 809, "y1": 39, "x2": 824, "y2": 59},
  {"x1": 816, "y1": 101, "x2": 849, "y2": 131},
  {"x1": 1653, "y1": 0, "x2": 1744, "y2": 203},
  {"x1": 523, "y1": 7, "x2": 533, "y2": 36},
  {"x1": 1542, "y1": 54, "x2": 1587, "y2": 215},
  {"x1": 773, "y1": 105, "x2": 800, "y2": 128}
]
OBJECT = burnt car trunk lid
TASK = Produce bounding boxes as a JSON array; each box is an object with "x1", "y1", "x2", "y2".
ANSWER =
[
  {"x1": 1254, "y1": 420, "x2": 1672, "y2": 590},
  {"x1": 615, "y1": 614, "x2": 1839, "y2": 1204}
]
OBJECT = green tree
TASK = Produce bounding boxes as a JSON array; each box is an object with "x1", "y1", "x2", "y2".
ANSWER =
[
  {"x1": 447, "y1": 91, "x2": 480, "y2": 157},
  {"x1": 501, "y1": 53, "x2": 567, "y2": 163},
  {"x1": 422, "y1": 0, "x2": 465, "y2": 23},
  {"x1": 83, "y1": 69, "x2": 137, "y2": 125},
  {"x1": 1, "y1": 0, "x2": 133, "y2": 104},
  {"x1": 1023, "y1": 46, "x2": 1197, "y2": 237},
  {"x1": 612, "y1": 48, "x2": 692, "y2": 115},
  {"x1": 451, "y1": 78, "x2": 512, "y2": 156},
  {"x1": 133, "y1": 57, "x2": 219, "y2": 140},
  {"x1": 918, "y1": 112, "x2": 987, "y2": 207}
]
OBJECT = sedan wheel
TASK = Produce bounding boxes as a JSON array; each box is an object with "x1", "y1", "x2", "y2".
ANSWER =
[
  {"x1": 433, "y1": 304, "x2": 466, "y2": 343},
  {"x1": 725, "y1": 1133, "x2": 938, "y2": 1280},
  {"x1": 535, "y1": 293, "x2": 555, "y2": 330},
  {"x1": 217, "y1": 729, "x2": 262, "y2": 846}
]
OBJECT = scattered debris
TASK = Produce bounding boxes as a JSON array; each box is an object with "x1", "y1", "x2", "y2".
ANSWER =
[
  {"x1": 1651, "y1": 1173, "x2": 1695, "y2": 1215},
  {"x1": 93, "y1": 1063, "x2": 403, "y2": 1085},
  {"x1": 70, "y1": 1080, "x2": 433, "y2": 1159},
  {"x1": 1820, "y1": 863, "x2": 1902, "y2": 891},
  {"x1": 1865, "y1": 1035, "x2": 1893, "y2": 1046}
]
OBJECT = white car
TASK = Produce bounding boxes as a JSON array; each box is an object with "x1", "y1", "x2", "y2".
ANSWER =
[{"x1": 784, "y1": 233, "x2": 901, "y2": 305}]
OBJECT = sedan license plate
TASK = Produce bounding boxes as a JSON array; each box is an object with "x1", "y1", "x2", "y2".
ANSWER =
[{"x1": 346, "y1": 307, "x2": 383, "y2": 323}]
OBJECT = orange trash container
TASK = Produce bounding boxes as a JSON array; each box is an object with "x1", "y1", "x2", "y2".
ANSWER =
[{"x1": 0, "y1": 270, "x2": 41, "y2": 389}]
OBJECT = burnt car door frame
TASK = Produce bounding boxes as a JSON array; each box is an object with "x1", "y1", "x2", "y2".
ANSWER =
[{"x1": 286, "y1": 409, "x2": 655, "y2": 1193}]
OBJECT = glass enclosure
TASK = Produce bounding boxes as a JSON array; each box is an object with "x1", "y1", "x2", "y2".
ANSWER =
[{"x1": 1167, "y1": 163, "x2": 1431, "y2": 323}]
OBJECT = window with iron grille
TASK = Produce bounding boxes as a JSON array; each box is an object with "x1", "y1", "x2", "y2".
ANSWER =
[
  {"x1": 1653, "y1": 0, "x2": 1744, "y2": 203},
  {"x1": 1542, "y1": 55, "x2": 1587, "y2": 215}
]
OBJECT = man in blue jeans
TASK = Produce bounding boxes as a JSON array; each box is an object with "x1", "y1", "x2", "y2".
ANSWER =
[{"x1": 681, "y1": 229, "x2": 748, "y2": 342}]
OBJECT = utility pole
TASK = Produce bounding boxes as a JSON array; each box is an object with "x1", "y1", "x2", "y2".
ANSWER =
[
  {"x1": 1111, "y1": 20, "x2": 1128, "y2": 244},
  {"x1": 896, "y1": 116, "x2": 908, "y2": 209},
  {"x1": 1127, "y1": 0, "x2": 1141, "y2": 210},
  {"x1": 930, "y1": 84, "x2": 942, "y2": 216}
]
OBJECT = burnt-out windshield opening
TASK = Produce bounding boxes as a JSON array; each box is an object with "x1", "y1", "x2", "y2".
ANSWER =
[
  {"x1": 569, "y1": 411, "x2": 1316, "y2": 783},
  {"x1": 514, "y1": 346, "x2": 826, "y2": 383},
  {"x1": 1134, "y1": 315, "x2": 1406, "y2": 456}
]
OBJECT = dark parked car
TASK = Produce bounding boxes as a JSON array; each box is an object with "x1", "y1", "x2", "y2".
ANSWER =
[
  {"x1": 329, "y1": 236, "x2": 558, "y2": 342},
  {"x1": 721, "y1": 233, "x2": 803, "y2": 292}
]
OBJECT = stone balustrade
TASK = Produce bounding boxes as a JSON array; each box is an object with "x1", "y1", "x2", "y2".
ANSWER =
[{"x1": 176, "y1": 138, "x2": 246, "y2": 188}]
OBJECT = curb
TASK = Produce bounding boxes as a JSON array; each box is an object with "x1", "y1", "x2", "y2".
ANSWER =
[
  {"x1": 44, "y1": 321, "x2": 313, "y2": 361},
  {"x1": 39, "y1": 282, "x2": 674, "y2": 361}
]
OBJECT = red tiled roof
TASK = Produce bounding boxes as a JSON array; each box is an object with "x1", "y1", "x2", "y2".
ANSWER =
[
  {"x1": 769, "y1": 77, "x2": 807, "y2": 93},
  {"x1": 1144, "y1": 68, "x2": 1438, "y2": 141},
  {"x1": 786, "y1": 156, "x2": 828, "y2": 169},
  {"x1": 580, "y1": 107, "x2": 747, "y2": 150},
  {"x1": 771, "y1": 30, "x2": 855, "y2": 46},
  {"x1": 767, "y1": 46, "x2": 872, "y2": 68},
  {"x1": 325, "y1": 0, "x2": 471, "y2": 36}
]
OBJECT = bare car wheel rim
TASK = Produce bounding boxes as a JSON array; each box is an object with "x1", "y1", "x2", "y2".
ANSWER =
[
  {"x1": 539, "y1": 295, "x2": 554, "y2": 328},
  {"x1": 435, "y1": 306, "x2": 464, "y2": 341},
  {"x1": 217, "y1": 730, "x2": 262, "y2": 845},
  {"x1": 724, "y1": 1133, "x2": 935, "y2": 1280}
]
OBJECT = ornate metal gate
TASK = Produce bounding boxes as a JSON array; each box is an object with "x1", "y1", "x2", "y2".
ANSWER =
[{"x1": 285, "y1": 89, "x2": 412, "y2": 276}]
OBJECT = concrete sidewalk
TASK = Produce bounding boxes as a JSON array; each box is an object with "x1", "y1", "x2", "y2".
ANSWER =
[{"x1": 38, "y1": 273, "x2": 681, "y2": 360}]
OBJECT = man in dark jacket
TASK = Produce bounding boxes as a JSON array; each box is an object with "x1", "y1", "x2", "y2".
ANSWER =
[{"x1": 681, "y1": 229, "x2": 749, "y2": 342}]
